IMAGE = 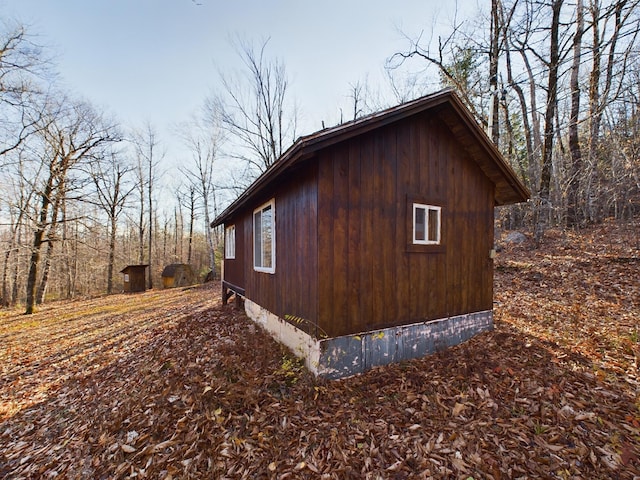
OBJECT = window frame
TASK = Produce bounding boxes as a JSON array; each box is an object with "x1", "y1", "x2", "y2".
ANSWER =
[
  {"x1": 412, "y1": 203, "x2": 441, "y2": 245},
  {"x1": 253, "y1": 199, "x2": 276, "y2": 274},
  {"x1": 224, "y1": 224, "x2": 236, "y2": 260}
]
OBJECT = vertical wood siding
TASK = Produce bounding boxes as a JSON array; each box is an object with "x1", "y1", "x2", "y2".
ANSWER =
[
  {"x1": 317, "y1": 113, "x2": 495, "y2": 338},
  {"x1": 222, "y1": 221, "x2": 244, "y2": 290},
  {"x1": 230, "y1": 163, "x2": 320, "y2": 337},
  {"x1": 224, "y1": 110, "x2": 495, "y2": 340}
]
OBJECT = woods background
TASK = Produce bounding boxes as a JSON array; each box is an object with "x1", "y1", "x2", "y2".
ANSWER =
[{"x1": 1, "y1": 0, "x2": 639, "y2": 312}]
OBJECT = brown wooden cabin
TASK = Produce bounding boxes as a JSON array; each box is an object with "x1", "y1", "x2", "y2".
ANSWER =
[
  {"x1": 211, "y1": 89, "x2": 530, "y2": 379},
  {"x1": 120, "y1": 265, "x2": 148, "y2": 293},
  {"x1": 161, "y1": 263, "x2": 195, "y2": 288}
]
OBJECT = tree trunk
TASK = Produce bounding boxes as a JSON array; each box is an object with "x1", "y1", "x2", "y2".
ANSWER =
[
  {"x1": 36, "y1": 176, "x2": 65, "y2": 305},
  {"x1": 138, "y1": 161, "x2": 145, "y2": 264},
  {"x1": 535, "y1": 0, "x2": 564, "y2": 246},
  {"x1": 567, "y1": 0, "x2": 585, "y2": 227},
  {"x1": 107, "y1": 210, "x2": 117, "y2": 294},
  {"x1": 147, "y1": 157, "x2": 153, "y2": 289},
  {"x1": 11, "y1": 223, "x2": 23, "y2": 305},
  {"x1": 1, "y1": 213, "x2": 20, "y2": 306},
  {"x1": 25, "y1": 175, "x2": 54, "y2": 314},
  {"x1": 36, "y1": 237, "x2": 54, "y2": 305},
  {"x1": 488, "y1": 0, "x2": 501, "y2": 145},
  {"x1": 25, "y1": 229, "x2": 45, "y2": 314},
  {"x1": 188, "y1": 188, "x2": 195, "y2": 264},
  {"x1": 1, "y1": 246, "x2": 12, "y2": 307}
]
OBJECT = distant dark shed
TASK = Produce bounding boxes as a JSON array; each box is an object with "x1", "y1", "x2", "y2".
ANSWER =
[
  {"x1": 211, "y1": 88, "x2": 530, "y2": 379},
  {"x1": 120, "y1": 265, "x2": 148, "y2": 293},
  {"x1": 161, "y1": 263, "x2": 195, "y2": 288}
]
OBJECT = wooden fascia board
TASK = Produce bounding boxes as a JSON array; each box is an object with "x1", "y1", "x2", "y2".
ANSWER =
[{"x1": 440, "y1": 96, "x2": 531, "y2": 205}]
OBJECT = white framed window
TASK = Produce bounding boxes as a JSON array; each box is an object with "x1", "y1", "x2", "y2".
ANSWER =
[
  {"x1": 224, "y1": 225, "x2": 236, "y2": 259},
  {"x1": 253, "y1": 199, "x2": 275, "y2": 273},
  {"x1": 413, "y1": 203, "x2": 441, "y2": 245}
]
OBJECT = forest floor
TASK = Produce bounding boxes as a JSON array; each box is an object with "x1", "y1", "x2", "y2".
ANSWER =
[{"x1": 1, "y1": 220, "x2": 639, "y2": 479}]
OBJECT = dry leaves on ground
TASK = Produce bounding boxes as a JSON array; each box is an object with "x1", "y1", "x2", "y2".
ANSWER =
[{"x1": 1, "y1": 221, "x2": 639, "y2": 479}]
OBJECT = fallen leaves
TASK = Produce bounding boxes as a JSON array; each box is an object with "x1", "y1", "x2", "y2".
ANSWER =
[{"x1": 0, "y1": 221, "x2": 639, "y2": 479}]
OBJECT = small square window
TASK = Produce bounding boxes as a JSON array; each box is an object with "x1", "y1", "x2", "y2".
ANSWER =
[
  {"x1": 413, "y1": 203, "x2": 441, "y2": 245},
  {"x1": 225, "y1": 225, "x2": 236, "y2": 259}
]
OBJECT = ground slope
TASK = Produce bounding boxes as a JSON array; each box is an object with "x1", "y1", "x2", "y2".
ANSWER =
[{"x1": 1, "y1": 222, "x2": 638, "y2": 479}]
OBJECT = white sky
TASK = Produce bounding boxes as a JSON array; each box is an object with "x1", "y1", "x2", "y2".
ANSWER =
[{"x1": 2, "y1": 0, "x2": 480, "y2": 190}]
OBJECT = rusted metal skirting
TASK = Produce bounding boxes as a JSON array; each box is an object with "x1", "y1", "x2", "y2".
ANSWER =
[{"x1": 316, "y1": 311, "x2": 493, "y2": 379}]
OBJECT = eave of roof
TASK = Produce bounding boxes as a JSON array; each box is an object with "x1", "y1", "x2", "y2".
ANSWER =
[
  {"x1": 120, "y1": 264, "x2": 149, "y2": 273},
  {"x1": 211, "y1": 88, "x2": 530, "y2": 227}
]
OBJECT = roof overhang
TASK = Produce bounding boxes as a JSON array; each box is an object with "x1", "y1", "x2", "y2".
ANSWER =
[{"x1": 212, "y1": 88, "x2": 530, "y2": 227}]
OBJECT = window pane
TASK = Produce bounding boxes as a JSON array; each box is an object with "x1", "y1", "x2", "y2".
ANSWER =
[
  {"x1": 414, "y1": 207, "x2": 426, "y2": 241},
  {"x1": 428, "y1": 208, "x2": 439, "y2": 242},
  {"x1": 262, "y1": 205, "x2": 272, "y2": 268},
  {"x1": 253, "y1": 200, "x2": 275, "y2": 272},
  {"x1": 225, "y1": 226, "x2": 235, "y2": 259},
  {"x1": 254, "y1": 211, "x2": 262, "y2": 267}
]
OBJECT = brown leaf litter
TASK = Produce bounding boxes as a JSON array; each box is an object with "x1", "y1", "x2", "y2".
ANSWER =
[{"x1": 1, "y1": 221, "x2": 639, "y2": 479}]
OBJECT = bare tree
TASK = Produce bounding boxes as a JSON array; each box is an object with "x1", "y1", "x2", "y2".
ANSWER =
[
  {"x1": 88, "y1": 150, "x2": 136, "y2": 293},
  {"x1": 534, "y1": 0, "x2": 565, "y2": 245},
  {"x1": 0, "y1": 21, "x2": 52, "y2": 158},
  {"x1": 178, "y1": 116, "x2": 221, "y2": 278},
  {"x1": 1, "y1": 149, "x2": 36, "y2": 306},
  {"x1": 131, "y1": 123, "x2": 163, "y2": 289},
  {"x1": 24, "y1": 97, "x2": 119, "y2": 314},
  {"x1": 345, "y1": 76, "x2": 387, "y2": 121},
  {"x1": 388, "y1": 20, "x2": 487, "y2": 125},
  {"x1": 206, "y1": 37, "x2": 297, "y2": 178},
  {"x1": 567, "y1": 0, "x2": 585, "y2": 226},
  {"x1": 177, "y1": 184, "x2": 197, "y2": 264}
]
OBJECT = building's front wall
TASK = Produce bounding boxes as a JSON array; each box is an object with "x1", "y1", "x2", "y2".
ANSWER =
[
  {"x1": 316, "y1": 112, "x2": 495, "y2": 338},
  {"x1": 122, "y1": 267, "x2": 147, "y2": 293}
]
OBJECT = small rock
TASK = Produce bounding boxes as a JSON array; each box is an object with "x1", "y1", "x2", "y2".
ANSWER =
[{"x1": 504, "y1": 231, "x2": 528, "y2": 244}]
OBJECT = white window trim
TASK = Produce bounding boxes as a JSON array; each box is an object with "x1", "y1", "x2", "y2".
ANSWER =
[
  {"x1": 224, "y1": 225, "x2": 236, "y2": 259},
  {"x1": 412, "y1": 203, "x2": 441, "y2": 245},
  {"x1": 253, "y1": 199, "x2": 276, "y2": 274}
]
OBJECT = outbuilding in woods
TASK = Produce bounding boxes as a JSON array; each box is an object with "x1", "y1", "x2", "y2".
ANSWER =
[
  {"x1": 161, "y1": 263, "x2": 195, "y2": 289},
  {"x1": 212, "y1": 88, "x2": 530, "y2": 379},
  {"x1": 120, "y1": 265, "x2": 149, "y2": 293}
]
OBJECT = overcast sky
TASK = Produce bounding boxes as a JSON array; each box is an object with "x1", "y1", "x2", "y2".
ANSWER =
[{"x1": 3, "y1": 0, "x2": 479, "y2": 166}]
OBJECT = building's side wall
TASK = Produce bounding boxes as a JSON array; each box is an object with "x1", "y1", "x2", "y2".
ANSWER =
[
  {"x1": 225, "y1": 163, "x2": 320, "y2": 337},
  {"x1": 317, "y1": 113, "x2": 495, "y2": 338},
  {"x1": 222, "y1": 218, "x2": 245, "y2": 291}
]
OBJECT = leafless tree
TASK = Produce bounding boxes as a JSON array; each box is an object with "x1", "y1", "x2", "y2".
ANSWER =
[
  {"x1": 131, "y1": 123, "x2": 163, "y2": 289},
  {"x1": 206, "y1": 37, "x2": 297, "y2": 178},
  {"x1": 177, "y1": 184, "x2": 197, "y2": 264},
  {"x1": 345, "y1": 76, "x2": 387, "y2": 121},
  {"x1": 24, "y1": 97, "x2": 119, "y2": 314},
  {"x1": 567, "y1": 0, "x2": 585, "y2": 226},
  {"x1": 87, "y1": 150, "x2": 136, "y2": 293},
  {"x1": 178, "y1": 116, "x2": 222, "y2": 278},
  {"x1": 0, "y1": 21, "x2": 52, "y2": 158},
  {"x1": 389, "y1": 0, "x2": 640, "y2": 238},
  {"x1": 1, "y1": 148, "x2": 36, "y2": 306}
]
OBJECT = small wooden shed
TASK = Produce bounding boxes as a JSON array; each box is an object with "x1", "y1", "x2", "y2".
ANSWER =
[
  {"x1": 212, "y1": 89, "x2": 530, "y2": 379},
  {"x1": 120, "y1": 265, "x2": 148, "y2": 293},
  {"x1": 161, "y1": 263, "x2": 195, "y2": 288}
]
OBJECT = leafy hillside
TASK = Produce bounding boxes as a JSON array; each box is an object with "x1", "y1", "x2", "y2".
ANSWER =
[{"x1": 1, "y1": 222, "x2": 639, "y2": 479}]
